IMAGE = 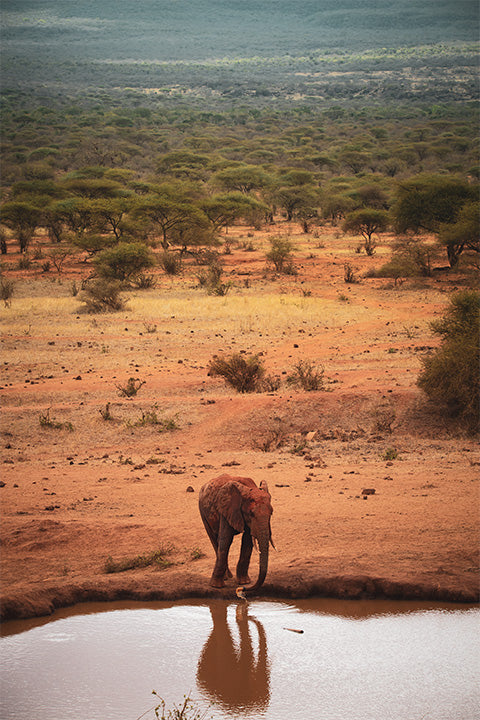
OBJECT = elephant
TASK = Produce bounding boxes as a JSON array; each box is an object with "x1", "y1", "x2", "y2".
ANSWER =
[{"x1": 199, "y1": 474, "x2": 274, "y2": 593}]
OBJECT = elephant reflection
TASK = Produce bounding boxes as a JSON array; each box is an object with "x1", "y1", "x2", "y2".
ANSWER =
[{"x1": 196, "y1": 602, "x2": 270, "y2": 712}]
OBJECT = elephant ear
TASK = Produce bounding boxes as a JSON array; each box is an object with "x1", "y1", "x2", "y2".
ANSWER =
[{"x1": 217, "y1": 482, "x2": 245, "y2": 533}]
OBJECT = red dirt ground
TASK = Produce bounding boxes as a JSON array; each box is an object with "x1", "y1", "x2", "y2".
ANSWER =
[{"x1": 1, "y1": 225, "x2": 478, "y2": 621}]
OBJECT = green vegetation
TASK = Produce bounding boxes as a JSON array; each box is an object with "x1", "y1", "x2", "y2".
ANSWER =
[
  {"x1": 382, "y1": 448, "x2": 399, "y2": 461},
  {"x1": 287, "y1": 360, "x2": 325, "y2": 391},
  {"x1": 418, "y1": 290, "x2": 480, "y2": 433},
  {"x1": 129, "y1": 407, "x2": 179, "y2": 431},
  {"x1": 208, "y1": 353, "x2": 266, "y2": 393},
  {"x1": 39, "y1": 409, "x2": 74, "y2": 431},
  {"x1": 94, "y1": 242, "x2": 155, "y2": 283},
  {"x1": 266, "y1": 236, "x2": 296, "y2": 274},
  {"x1": 78, "y1": 279, "x2": 127, "y2": 313},
  {"x1": 116, "y1": 377, "x2": 146, "y2": 398},
  {"x1": 104, "y1": 545, "x2": 175, "y2": 573}
]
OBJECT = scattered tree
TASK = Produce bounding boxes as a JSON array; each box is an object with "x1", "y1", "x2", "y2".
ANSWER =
[{"x1": 343, "y1": 208, "x2": 389, "y2": 255}]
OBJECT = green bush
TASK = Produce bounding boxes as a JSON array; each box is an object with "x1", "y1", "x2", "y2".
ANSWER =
[
  {"x1": 160, "y1": 251, "x2": 182, "y2": 275},
  {"x1": 266, "y1": 236, "x2": 296, "y2": 273},
  {"x1": 417, "y1": 290, "x2": 479, "y2": 432},
  {"x1": 94, "y1": 241, "x2": 155, "y2": 282},
  {"x1": 287, "y1": 360, "x2": 325, "y2": 391},
  {"x1": 116, "y1": 377, "x2": 145, "y2": 397},
  {"x1": 208, "y1": 353, "x2": 266, "y2": 393},
  {"x1": 78, "y1": 278, "x2": 127, "y2": 313},
  {"x1": 104, "y1": 545, "x2": 174, "y2": 573}
]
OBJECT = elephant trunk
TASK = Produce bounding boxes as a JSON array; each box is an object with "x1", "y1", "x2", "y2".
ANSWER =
[{"x1": 243, "y1": 532, "x2": 269, "y2": 594}]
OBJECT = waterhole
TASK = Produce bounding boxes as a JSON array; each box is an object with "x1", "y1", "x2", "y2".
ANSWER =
[{"x1": 1, "y1": 599, "x2": 478, "y2": 720}]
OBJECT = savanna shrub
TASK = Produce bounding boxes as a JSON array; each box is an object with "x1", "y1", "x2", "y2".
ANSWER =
[
  {"x1": 287, "y1": 360, "x2": 325, "y2": 391},
  {"x1": 266, "y1": 236, "x2": 296, "y2": 273},
  {"x1": 208, "y1": 353, "x2": 266, "y2": 393},
  {"x1": 160, "y1": 251, "x2": 182, "y2": 275},
  {"x1": 417, "y1": 289, "x2": 479, "y2": 432},
  {"x1": 0, "y1": 277, "x2": 14, "y2": 306},
  {"x1": 78, "y1": 278, "x2": 127, "y2": 313},
  {"x1": 94, "y1": 242, "x2": 155, "y2": 282}
]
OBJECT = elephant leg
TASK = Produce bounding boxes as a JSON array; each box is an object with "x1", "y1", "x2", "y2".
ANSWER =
[
  {"x1": 236, "y1": 527, "x2": 253, "y2": 585},
  {"x1": 210, "y1": 516, "x2": 235, "y2": 588}
]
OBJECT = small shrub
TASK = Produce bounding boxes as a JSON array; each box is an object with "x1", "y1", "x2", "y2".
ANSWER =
[
  {"x1": 208, "y1": 279, "x2": 232, "y2": 296},
  {"x1": 78, "y1": 279, "x2": 127, "y2": 313},
  {"x1": 197, "y1": 261, "x2": 231, "y2": 295},
  {"x1": 99, "y1": 402, "x2": 114, "y2": 421},
  {"x1": 190, "y1": 547, "x2": 206, "y2": 561},
  {"x1": 132, "y1": 272, "x2": 156, "y2": 289},
  {"x1": 160, "y1": 251, "x2": 182, "y2": 275},
  {"x1": 241, "y1": 240, "x2": 256, "y2": 251},
  {"x1": 0, "y1": 277, "x2": 14, "y2": 307},
  {"x1": 143, "y1": 322, "x2": 157, "y2": 333},
  {"x1": 382, "y1": 447, "x2": 399, "y2": 461},
  {"x1": 193, "y1": 248, "x2": 220, "y2": 266},
  {"x1": 129, "y1": 406, "x2": 179, "y2": 431},
  {"x1": 344, "y1": 263, "x2": 359, "y2": 284},
  {"x1": 39, "y1": 409, "x2": 74, "y2": 431},
  {"x1": 150, "y1": 692, "x2": 210, "y2": 720},
  {"x1": 104, "y1": 545, "x2": 175, "y2": 573},
  {"x1": 287, "y1": 360, "x2": 325, "y2": 391},
  {"x1": 17, "y1": 254, "x2": 31, "y2": 270},
  {"x1": 266, "y1": 236, "x2": 296, "y2": 274},
  {"x1": 208, "y1": 353, "x2": 266, "y2": 393},
  {"x1": 253, "y1": 420, "x2": 287, "y2": 451},
  {"x1": 47, "y1": 247, "x2": 73, "y2": 274},
  {"x1": 261, "y1": 374, "x2": 282, "y2": 392},
  {"x1": 116, "y1": 377, "x2": 145, "y2": 397},
  {"x1": 371, "y1": 402, "x2": 396, "y2": 433}
]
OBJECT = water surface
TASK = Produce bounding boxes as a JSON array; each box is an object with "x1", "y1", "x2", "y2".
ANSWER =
[{"x1": 1, "y1": 599, "x2": 478, "y2": 720}]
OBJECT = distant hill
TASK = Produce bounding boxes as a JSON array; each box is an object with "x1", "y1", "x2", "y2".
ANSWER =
[
  {"x1": 1, "y1": 0, "x2": 478, "y2": 105},
  {"x1": 2, "y1": 0, "x2": 478, "y2": 63}
]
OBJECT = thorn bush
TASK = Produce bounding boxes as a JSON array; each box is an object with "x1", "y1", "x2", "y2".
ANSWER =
[{"x1": 208, "y1": 353, "x2": 266, "y2": 393}]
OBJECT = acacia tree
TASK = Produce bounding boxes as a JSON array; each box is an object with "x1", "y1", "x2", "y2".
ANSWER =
[
  {"x1": 133, "y1": 195, "x2": 209, "y2": 250},
  {"x1": 343, "y1": 208, "x2": 389, "y2": 255},
  {"x1": 201, "y1": 193, "x2": 267, "y2": 233},
  {"x1": 274, "y1": 184, "x2": 320, "y2": 230},
  {"x1": 393, "y1": 174, "x2": 477, "y2": 267},
  {"x1": 438, "y1": 202, "x2": 479, "y2": 268},
  {"x1": 213, "y1": 165, "x2": 272, "y2": 194},
  {"x1": 89, "y1": 198, "x2": 132, "y2": 240},
  {"x1": 0, "y1": 201, "x2": 43, "y2": 252}
]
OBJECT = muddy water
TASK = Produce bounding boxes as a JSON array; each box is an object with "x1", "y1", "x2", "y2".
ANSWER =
[{"x1": 1, "y1": 599, "x2": 478, "y2": 720}]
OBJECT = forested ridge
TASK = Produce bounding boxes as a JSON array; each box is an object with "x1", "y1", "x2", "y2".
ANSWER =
[{"x1": 1, "y1": 1, "x2": 478, "y2": 276}]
